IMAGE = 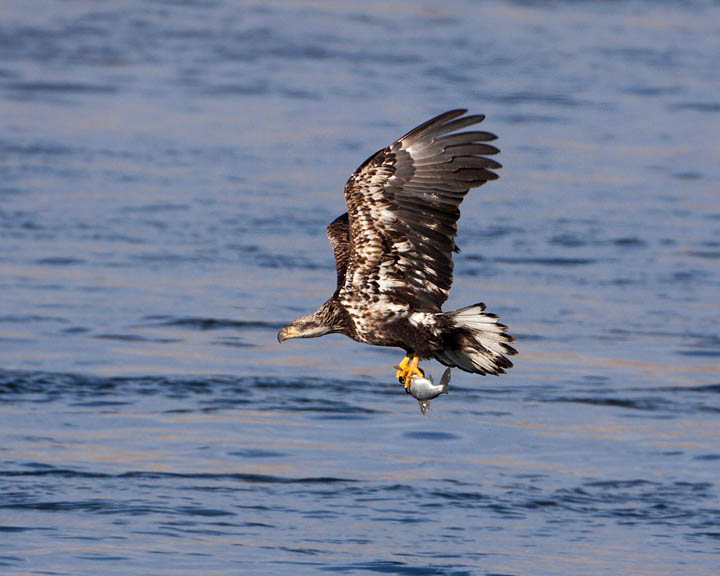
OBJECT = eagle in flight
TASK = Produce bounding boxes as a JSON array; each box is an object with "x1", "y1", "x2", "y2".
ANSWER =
[{"x1": 278, "y1": 109, "x2": 516, "y2": 387}]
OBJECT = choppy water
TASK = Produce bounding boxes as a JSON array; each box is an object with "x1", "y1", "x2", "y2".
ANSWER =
[{"x1": 1, "y1": 1, "x2": 719, "y2": 574}]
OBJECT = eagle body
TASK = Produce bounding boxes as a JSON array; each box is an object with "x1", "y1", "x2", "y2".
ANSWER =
[{"x1": 279, "y1": 110, "x2": 516, "y2": 376}]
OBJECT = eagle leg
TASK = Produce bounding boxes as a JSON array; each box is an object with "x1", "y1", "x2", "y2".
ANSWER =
[
  {"x1": 395, "y1": 356, "x2": 424, "y2": 390},
  {"x1": 395, "y1": 356, "x2": 411, "y2": 381}
]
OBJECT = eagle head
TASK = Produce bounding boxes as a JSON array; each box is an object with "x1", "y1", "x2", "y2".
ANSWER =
[{"x1": 277, "y1": 300, "x2": 340, "y2": 343}]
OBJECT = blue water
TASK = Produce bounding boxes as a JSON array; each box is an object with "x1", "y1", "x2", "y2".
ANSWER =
[{"x1": 1, "y1": 1, "x2": 719, "y2": 574}]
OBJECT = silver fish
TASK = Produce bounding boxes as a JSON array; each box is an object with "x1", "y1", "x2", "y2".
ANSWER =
[{"x1": 406, "y1": 368, "x2": 451, "y2": 415}]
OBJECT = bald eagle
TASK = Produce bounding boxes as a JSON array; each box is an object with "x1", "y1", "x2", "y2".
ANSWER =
[{"x1": 278, "y1": 109, "x2": 516, "y2": 386}]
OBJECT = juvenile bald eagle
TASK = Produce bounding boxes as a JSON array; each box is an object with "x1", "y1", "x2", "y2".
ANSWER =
[{"x1": 278, "y1": 109, "x2": 516, "y2": 386}]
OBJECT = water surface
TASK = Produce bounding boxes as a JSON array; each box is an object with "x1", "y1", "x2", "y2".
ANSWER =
[{"x1": 1, "y1": 1, "x2": 719, "y2": 574}]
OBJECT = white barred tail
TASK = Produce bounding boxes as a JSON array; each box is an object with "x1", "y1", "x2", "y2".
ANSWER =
[{"x1": 435, "y1": 303, "x2": 516, "y2": 375}]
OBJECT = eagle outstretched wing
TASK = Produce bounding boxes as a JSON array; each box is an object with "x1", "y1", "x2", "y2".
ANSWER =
[
  {"x1": 325, "y1": 212, "x2": 350, "y2": 295},
  {"x1": 339, "y1": 109, "x2": 501, "y2": 312}
]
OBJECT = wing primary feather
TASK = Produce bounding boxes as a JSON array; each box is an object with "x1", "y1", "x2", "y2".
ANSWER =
[
  {"x1": 435, "y1": 131, "x2": 498, "y2": 145},
  {"x1": 417, "y1": 115, "x2": 488, "y2": 140},
  {"x1": 443, "y1": 143, "x2": 500, "y2": 156},
  {"x1": 398, "y1": 109, "x2": 468, "y2": 142},
  {"x1": 413, "y1": 157, "x2": 503, "y2": 170}
]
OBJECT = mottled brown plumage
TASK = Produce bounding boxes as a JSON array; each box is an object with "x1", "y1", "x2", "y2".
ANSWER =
[{"x1": 279, "y1": 109, "x2": 516, "y2": 375}]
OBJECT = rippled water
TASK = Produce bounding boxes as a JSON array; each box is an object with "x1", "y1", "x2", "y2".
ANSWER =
[{"x1": 1, "y1": 1, "x2": 719, "y2": 574}]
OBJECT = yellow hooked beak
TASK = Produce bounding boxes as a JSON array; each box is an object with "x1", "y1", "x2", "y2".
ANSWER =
[{"x1": 277, "y1": 326, "x2": 298, "y2": 343}]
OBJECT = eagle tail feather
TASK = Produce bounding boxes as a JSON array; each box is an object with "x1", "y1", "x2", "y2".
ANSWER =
[{"x1": 435, "y1": 303, "x2": 516, "y2": 375}]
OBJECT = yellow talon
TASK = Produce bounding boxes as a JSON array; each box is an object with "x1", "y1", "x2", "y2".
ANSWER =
[
  {"x1": 395, "y1": 356, "x2": 411, "y2": 381},
  {"x1": 396, "y1": 356, "x2": 424, "y2": 389},
  {"x1": 405, "y1": 357, "x2": 423, "y2": 389}
]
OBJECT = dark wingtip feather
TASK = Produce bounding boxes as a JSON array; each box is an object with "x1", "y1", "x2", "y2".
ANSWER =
[
  {"x1": 437, "y1": 131, "x2": 498, "y2": 144},
  {"x1": 399, "y1": 109, "x2": 468, "y2": 142},
  {"x1": 503, "y1": 343, "x2": 518, "y2": 356}
]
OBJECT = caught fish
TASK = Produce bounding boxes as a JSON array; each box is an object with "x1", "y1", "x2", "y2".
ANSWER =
[{"x1": 406, "y1": 368, "x2": 451, "y2": 415}]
